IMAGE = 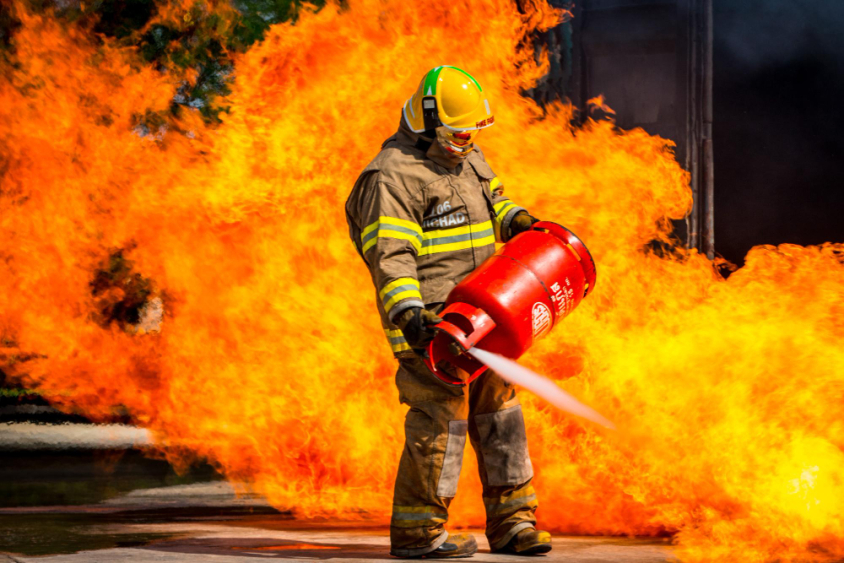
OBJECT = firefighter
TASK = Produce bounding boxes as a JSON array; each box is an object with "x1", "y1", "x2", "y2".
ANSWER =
[{"x1": 345, "y1": 66, "x2": 552, "y2": 558}]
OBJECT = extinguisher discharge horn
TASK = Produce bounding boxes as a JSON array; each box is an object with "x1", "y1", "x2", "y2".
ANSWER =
[{"x1": 424, "y1": 303, "x2": 496, "y2": 385}]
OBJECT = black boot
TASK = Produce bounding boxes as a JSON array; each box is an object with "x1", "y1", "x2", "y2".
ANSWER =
[
  {"x1": 391, "y1": 533, "x2": 478, "y2": 559},
  {"x1": 495, "y1": 528, "x2": 552, "y2": 555}
]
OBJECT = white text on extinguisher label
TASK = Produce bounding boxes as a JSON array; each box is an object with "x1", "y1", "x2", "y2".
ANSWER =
[
  {"x1": 532, "y1": 302, "x2": 552, "y2": 339},
  {"x1": 549, "y1": 278, "x2": 575, "y2": 316}
]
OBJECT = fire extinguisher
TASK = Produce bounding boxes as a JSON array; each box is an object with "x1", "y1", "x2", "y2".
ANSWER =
[{"x1": 424, "y1": 222, "x2": 597, "y2": 385}]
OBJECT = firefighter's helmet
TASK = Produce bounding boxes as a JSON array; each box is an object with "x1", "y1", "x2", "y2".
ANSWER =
[{"x1": 403, "y1": 66, "x2": 494, "y2": 135}]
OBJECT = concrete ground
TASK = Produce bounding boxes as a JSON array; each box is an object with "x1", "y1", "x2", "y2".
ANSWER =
[
  {"x1": 0, "y1": 422, "x2": 676, "y2": 562},
  {"x1": 0, "y1": 422, "x2": 151, "y2": 450},
  {"x1": 2, "y1": 534, "x2": 675, "y2": 563},
  {"x1": 0, "y1": 482, "x2": 676, "y2": 563}
]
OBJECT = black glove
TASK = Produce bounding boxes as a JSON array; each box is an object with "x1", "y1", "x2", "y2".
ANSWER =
[
  {"x1": 509, "y1": 212, "x2": 540, "y2": 237},
  {"x1": 395, "y1": 307, "x2": 443, "y2": 351}
]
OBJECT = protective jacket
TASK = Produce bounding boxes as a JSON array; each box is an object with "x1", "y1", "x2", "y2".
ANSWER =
[{"x1": 346, "y1": 117, "x2": 528, "y2": 357}]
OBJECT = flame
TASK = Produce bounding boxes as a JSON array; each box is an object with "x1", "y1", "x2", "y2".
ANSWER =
[
  {"x1": 2, "y1": 1, "x2": 844, "y2": 561},
  {"x1": 587, "y1": 94, "x2": 617, "y2": 115}
]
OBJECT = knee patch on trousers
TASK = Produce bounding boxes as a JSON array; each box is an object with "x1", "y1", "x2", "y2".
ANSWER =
[
  {"x1": 474, "y1": 405, "x2": 533, "y2": 486},
  {"x1": 437, "y1": 420, "x2": 468, "y2": 498}
]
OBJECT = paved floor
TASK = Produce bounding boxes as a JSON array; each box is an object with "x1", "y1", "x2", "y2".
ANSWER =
[
  {"x1": 2, "y1": 527, "x2": 675, "y2": 562},
  {"x1": 0, "y1": 482, "x2": 675, "y2": 562},
  {"x1": 0, "y1": 422, "x2": 151, "y2": 450},
  {"x1": 0, "y1": 431, "x2": 676, "y2": 563}
]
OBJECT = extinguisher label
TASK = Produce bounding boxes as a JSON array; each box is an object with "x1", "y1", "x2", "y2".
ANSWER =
[
  {"x1": 550, "y1": 279, "x2": 575, "y2": 316},
  {"x1": 532, "y1": 302, "x2": 552, "y2": 339}
]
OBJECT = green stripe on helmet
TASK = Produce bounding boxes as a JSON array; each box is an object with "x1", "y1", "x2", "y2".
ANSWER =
[
  {"x1": 423, "y1": 66, "x2": 444, "y2": 96},
  {"x1": 423, "y1": 66, "x2": 484, "y2": 97},
  {"x1": 444, "y1": 65, "x2": 483, "y2": 92}
]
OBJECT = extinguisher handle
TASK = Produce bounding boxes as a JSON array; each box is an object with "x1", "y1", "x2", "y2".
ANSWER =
[
  {"x1": 530, "y1": 221, "x2": 597, "y2": 297},
  {"x1": 530, "y1": 221, "x2": 579, "y2": 245}
]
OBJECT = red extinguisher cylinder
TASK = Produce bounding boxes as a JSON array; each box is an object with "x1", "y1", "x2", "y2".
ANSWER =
[{"x1": 424, "y1": 222, "x2": 596, "y2": 385}]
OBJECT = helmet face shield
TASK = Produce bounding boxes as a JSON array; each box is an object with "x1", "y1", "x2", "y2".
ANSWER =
[{"x1": 436, "y1": 126, "x2": 480, "y2": 158}]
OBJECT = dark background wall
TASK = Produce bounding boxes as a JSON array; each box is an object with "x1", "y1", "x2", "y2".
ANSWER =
[
  {"x1": 533, "y1": 0, "x2": 843, "y2": 265},
  {"x1": 714, "y1": 0, "x2": 844, "y2": 265}
]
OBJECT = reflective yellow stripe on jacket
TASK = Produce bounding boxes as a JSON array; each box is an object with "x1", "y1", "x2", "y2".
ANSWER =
[
  {"x1": 419, "y1": 220, "x2": 495, "y2": 256},
  {"x1": 361, "y1": 216, "x2": 423, "y2": 253},
  {"x1": 379, "y1": 277, "x2": 422, "y2": 316},
  {"x1": 490, "y1": 176, "x2": 502, "y2": 192}
]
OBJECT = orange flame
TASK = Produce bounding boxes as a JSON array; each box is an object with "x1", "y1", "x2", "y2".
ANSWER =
[
  {"x1": 587, "y1": 94, "x2": 617, "y2": 115},
  {"x1": 2, "y1": 1, "x2": 844, "y2": 561}
]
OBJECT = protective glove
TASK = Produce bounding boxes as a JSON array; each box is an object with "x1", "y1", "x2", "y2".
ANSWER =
[
  {"x1": 509, "y1": 212, "x2": 540, "y2": 238},
  {"x1": 395, "y1": 307, "x2": 443, "y2": 351}
]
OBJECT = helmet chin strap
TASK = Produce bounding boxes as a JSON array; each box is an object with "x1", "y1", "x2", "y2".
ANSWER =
[{"x1": 422, "y1": 97, "x2": 441, "y2": 138}]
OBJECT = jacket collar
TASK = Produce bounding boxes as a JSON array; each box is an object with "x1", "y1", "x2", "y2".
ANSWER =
[{"x1": 395, "y1": 114, "x2": 464, "y2": 171}]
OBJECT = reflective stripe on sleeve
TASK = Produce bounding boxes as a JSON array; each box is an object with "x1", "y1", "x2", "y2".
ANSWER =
[
  {"x1": 489, "y1": 176, "x2": 502, "y2": 192},
  {"x1": 384, "y1": 328, "x2": 411, "y2": 353},
  {"x1": 493, "y1": 200, "x2": 517, "y2": 222},
  {"x1": 361, "y1": 216, "x2": 423, "y2": 253},
  {"x1": 493, "y1": 200, "x2": 521, "y2": 242},
  {"x1": 379, "y1": 278, "x2": 422, "y2": 315},
  {"x1": 419, "y1": 220, "x2": 495, "y2": 256}
]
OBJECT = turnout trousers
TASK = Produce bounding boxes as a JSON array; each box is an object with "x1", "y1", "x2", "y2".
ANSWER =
[{"x1": 390, "y1": 356, "x2": 538, "y2": 556}]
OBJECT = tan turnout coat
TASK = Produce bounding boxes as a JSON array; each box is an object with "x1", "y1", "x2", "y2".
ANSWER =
[{"x1": 346, "y1": 117, "x2": 528, "y2": 356}]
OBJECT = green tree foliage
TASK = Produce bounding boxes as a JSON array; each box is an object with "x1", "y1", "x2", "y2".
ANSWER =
[
  {"x1": 6, "y1": 0, "x2": 325, "y2": 122},
  {"x1": 1, "y1": 0, "x2": 328, "y2": 396}
]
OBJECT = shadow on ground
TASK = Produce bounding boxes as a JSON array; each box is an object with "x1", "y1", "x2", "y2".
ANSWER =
[{"x1": 142, "y1": 537, "x2": 393, "y2": 560}]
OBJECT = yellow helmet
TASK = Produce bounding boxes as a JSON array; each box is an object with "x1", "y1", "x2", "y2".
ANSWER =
[{"x1": 403, "y1": 66, "x2": 494, "y2": 135}]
